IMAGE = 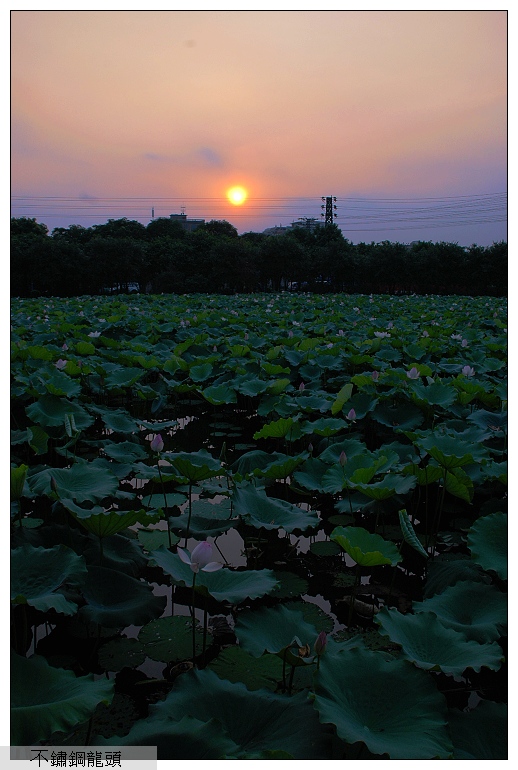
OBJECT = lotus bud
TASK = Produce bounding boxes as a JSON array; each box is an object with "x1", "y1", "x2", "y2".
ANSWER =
[
  {"x1": 461, "y1": 339, "x2": 468, "y2": 347},
  {"x1": 315, "y1": 631, "x2": 327, "y2": 656},
  {"x1": 346, "y1": 408, "x2": 356, "y2": 421},
  {"x1": 55, "y1": 359, "x2": 67, "y2": 369},
  {"x1": 339, "y1": 450, "x2": 347, "y2": 467},
  {"x1": 372, "y1": 370, "x2": 379, "y2": 381},
  {"x1": 150, "y1": 434, "x2": 164, "y2": 453},
  {"x1": 308, "y1": 443, "x2": 314, "y2": 454},
  {"x1": 299, "y1": 382, "x2": 305, "y2": 391},
  {"x1": 407, "y1": 367, "x2": 419, "y2": 380}
]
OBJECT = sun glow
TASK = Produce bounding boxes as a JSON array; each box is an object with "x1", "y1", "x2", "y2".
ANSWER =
[{"x1": 227, "y1": 186, "x2": 248, "y2": 205}]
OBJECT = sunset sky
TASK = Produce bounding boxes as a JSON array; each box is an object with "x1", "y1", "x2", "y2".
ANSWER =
[{"x1": 10, "y1": 9, "x2": 507, "y2": 245}]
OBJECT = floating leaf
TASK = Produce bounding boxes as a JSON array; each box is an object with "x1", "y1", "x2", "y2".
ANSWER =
[
  {"x1": 30, "y1": 463, "x2": 119, "y2": 503},
  {"x1": 80, "y1": 565, "x2": 166, "y2": 627},
  {"x1": 11, "y1": 544, "x2": 87, "y2": 615},
  {"x1": 449, "y1": 700, "x2": 508, "y2": 760},
  {"x1": 232, "y1": 482, "x2": 320, "y2": 533},
  {"x1": 330, "y1": 526, "x2": 402, "y2": 566},
  {"x1": 235, "y1": 604, "x2": 318, "y2": 658},
  {"x1": 467, "y1": 512, "x2": 507, "y2": 580},
  {"x1": 138, "y1": 616, "x2": 205, "y2": 663}
]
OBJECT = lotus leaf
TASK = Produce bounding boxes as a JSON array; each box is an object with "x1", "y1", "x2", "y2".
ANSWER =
[
  {"x1": 11, "y1": 652, "x2": 114, "y2": 745},
  {"x1": 138, "y1": 615, "x2": 205, "y2": 662},
  {"x1": 164, "y1": 450, "x2": 222, "y2": 482},
  {"x1": 424, "y1": 556, "x2": 490, "y2": 598},
  {"x1": 330, "y1": 526, "x2": 402, "y2": 566},
  {"x1": 80, "y1": 565, "x2": 167, "y2": 627},
  {"x1": 234, "y1": 604, "x2": 319, "y2": 657},
  {"x1": 30, "y1": 463, "x2": 119, "y2": 503},
  {"x1": 209, "y1": 645, "x2": 285, "y2": 691},
  {"x1": 104, "y1": 367, "x2": 144, "y2": 388},
  {"x1": 97, "y1": 636, "x2": 148, "y2": 672},
  {"x1": 413, "y1": 580, "x2": 507, "y2": 642},
  {"x1": 101, "y1": 440, "x2": 148, "y2": 462},
  {"x1": 11, "y1": 543, "x2": 87, "y2": 615},
  {"x1": 151, "y1": 546, "x2": 279, "y2": 603},
  {"x1": 202, "y1": 384, "x2": 237, "y2": 404},
  {"x1": 137, "y1": 528, "x2": 179, "y2": 551},
  {"x1": 467, "y1": 512, "x2": 507, "y2": 580},
  {"x1": 134, "y1": 667, "x2": 329, "y2": 758},
  {"x1": 253, "y1": 417, "x2": 299, "y2": 440},
  {"x1": 314, "y1": 646, "x2": 453, "y2": 758},
  {"x1": 26, "y1": 395, "x2": 94, "y2": 430},
  {"x1": 376, "y1": 608, "x2": 504, "y2": 675},
  {"x1": 232, "y1": 482, "x2": 320, "y2": 533},
  {"x1": 398, "y1": 509, "x2": 428, "y2": 558},
  {"x1": 448, "y1": 700, "x2": 507, "y2": 759}
]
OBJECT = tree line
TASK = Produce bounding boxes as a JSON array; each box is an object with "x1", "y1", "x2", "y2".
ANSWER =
[{"x1": 11, "y1": 216, "x2": 507, "y2": 297}]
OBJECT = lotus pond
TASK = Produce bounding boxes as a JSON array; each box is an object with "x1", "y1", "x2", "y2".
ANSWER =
[{"x1": 10, "y1": 292, "x2": 507, "y2": 759}]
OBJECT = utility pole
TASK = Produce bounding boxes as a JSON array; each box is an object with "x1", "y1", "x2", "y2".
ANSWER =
[{"x1": 321, "y1": 196, "x2": 337, "y2": 225}]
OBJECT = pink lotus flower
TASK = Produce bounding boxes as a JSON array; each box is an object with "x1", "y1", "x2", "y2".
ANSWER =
[
  {"x1": 299, "y1": 382, "x2": 305, "y2": 391},
  {"x1": 461, "y1": 365, "x2": 475, "y2": 377},
  {"x1": 461, "y1": 339, "x2": 468, "y2": 348},
  {"x1": 62, "y1": 343, "x2": 68, "y2": 351},
  {"x1": 339, "y1": 450, "x2": 347, "y2": 466},
  {"x1": 346, "y1": 408, "x2": 356, "y2": 421},
  {"x1": 88, "y1": 331, "x2": 101, "y2": 338},
  {"x1": 150, "y1": 434, "x2": 164, "y2": 453},
  {"x1": 178, "y1": 542, "x2": 223, "y2": 574},
  {"x1": 374, "y1": 331, "x2": 390, "y2": 338},
  {"x1": 372, "y1": 370, "x2": 379, "y2": 381},
  {"x1": 407, "y1": 367, "x2": 420, "y2": 380},
  {"x1": 55, "y1": 359, "x2": 67, "y2": 369},
  {"x1": 314, "y1": 630, "x2": 327, "y2": 656}
]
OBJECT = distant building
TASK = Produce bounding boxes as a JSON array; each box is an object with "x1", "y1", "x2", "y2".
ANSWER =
[
  {"x1": 262, "y1": 217, "x2": 323, "y2": 236},
  {"x1": 169, "y1": 213, "x2": 205, "y2": 232}
]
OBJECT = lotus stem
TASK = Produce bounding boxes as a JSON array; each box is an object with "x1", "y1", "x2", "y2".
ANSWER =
[
  {"x1": 185, "y1": 483, "x2": 193, "y2": 548},
  {"x1": 288, "y1": 663, "x2": 296, "y2": 695},
  {"x1": 202, "y1": 602, "x2": 208, "y2": 667},
  {"x1": 156, "y1": 462, "x2": 171, "y2": 548},
  {"x1": 191, "y1": 572, "x2": 197, "y2": 664}
]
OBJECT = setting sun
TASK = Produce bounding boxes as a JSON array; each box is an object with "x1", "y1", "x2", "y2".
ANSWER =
[{"x1": 227, "y1": 186, "x2": 248, "y2": 205}]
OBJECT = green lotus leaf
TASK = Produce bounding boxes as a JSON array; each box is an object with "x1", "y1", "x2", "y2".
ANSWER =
[
  {"x1": 424, "y1": 556, "x2": 490, "y2": 598},
  {"x1": 138, "y1": 615, "x2": 205, "y2": 662},
  {"x1": 62, "y1": 500, "x2": 146, "y2": 537},
  {"x1": 151, "y1": 546, "x2": 279, "y2": 603},
  {"x1": 11, "y1": 543, "x2": 87, "y2": 615},
  {"x1": 209, "y1": 645, "x2": 286, "y2": 691},
  {"x1": 79, "y1": 565, "x2": 167, "y2": 627},
  {"x1": 467, "y1": 512, "x2": 507, "y2": 580},
  {"x1": 101, "y1": 440, "x2": 148, "y2": 462},
  {"x1": 234, "y1": 375, "x2": 269, "y2": 397},
  {"x1": 349, "y1": 473, "x2": 417, "y2": 500},
  {"x1": 270, "y1": 571, "x2": 309, "y2": 600},
  {"x1": 25, "y1": 425, "x2": 49, "y2": 455},
  {"x1": 301, "y1": 417, "x2": 347, "y2": 437},
  {"x1": 413, "y1": 580, "x2": 507, "y2": 642},
  {"x1": 254, "y1": 452, "x2": 307, "y2": 479},
  {"x1": 314, "y1": 646, "x2": 453, "y2": 759},
  {"x1": 164, "y1": 450, "x2": 222, "y2": 482},
  {"x1": 104, "y1": 367, "x2": 144, "y2": 388},
  {"x1": 30, "y1": 463, "x2": 119, "y2": 503},
  {"x1": 232, "y1": 482, "x2": 320, "y2": 533},
  {"x1": 75, "y1": 341, "x2": 96, "y2": 355},
  {"x1": 416, "y1": 434, "x2": 481, "y2": 469},
  {"x1": 253, "y1": 417, "x2": 300, "y2": 440},
  {"x1": 376, "y1": 608, "x2": 504, "y2": 675},
  {"x1": 11, "y1": 652, "x2": 114, "y2": 746},
  {"x1": 330, "y1": 526, "x2": 402, "y2": 566},
  {"x1": 88, "y1": 405, "x2": 139, "y2": 433},
  {"x1": 235, "y1": 604, "x2": 319, "y2": 657},
  {"x1": 398, "y1": 508, "x2": 428, "y2": 558},
  {"x1": 97, "y1": 636, "x2": 148, "y2": 672},
  {"x1": 372, "y1": 402, "x2": 424, "y2": 430},
  {"x1": 43, "y1": 368, "x2": 82, "y2": 398},
  {"x1": 11, "y1": 464, "x2": 28, "y2": 501},
  {"x1": 331, "y1": 383, "x2": 353, "y2": 415},
  {"x1": 343, "y1": 392, "x2": 378, "y2": 419},
  {"x1": 230, "y1": 449, "x2": 280, "y2": 478},
  {"x1": 138, "y1": 667, "x2": 329, "y2": 758},
  {"x1": 82, "y1": 533, "x2": 148, "y2": 574},
  {"x1": 411, "y1": 382, "x2": 456, "y2": 407},
  {"x1": 318, "y1": 438, "x2": 365, "y2": 463},
  {"x1": 189, "y1": 362, "x2": 213, "y2": 382},
  {"x1": 142, "y1": 492, "x2": 186, "y2": 509},
  {"x1": 466, "y1": 409, "x2": 507, "y2": 434},
  {"x1": 285, "y1": 599, "x2": 335, "y2": 633},
  {"x1": 98, "y1": 714, "x2": 239, "y2": 760},
  {"x1": 310, "y1": 540, "x2": 342, "y2": 557},
  {"x1": 168, "y1": 499, "x2": 236, "y2": 538},
  {"x1": 137, "y1": 528, "x2": 179, "y2": 551},
  {"x1": 293, "y1": 458, "x2": 329, "y2": 492},
  {"x1": 202, "y1": 384, "x2": 237, "y2": 404},
  {"x1": 26, "y1": 395, "x2": 94, "y2": 430},
  {"x1": 448, "y1": 700, "x2": 508, "y2": 760}
]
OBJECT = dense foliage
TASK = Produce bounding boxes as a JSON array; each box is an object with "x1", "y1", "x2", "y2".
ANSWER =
[
  {"x1": 11, "y1": 293, "x2": 507, "y2": 759},
  {"x1": 11, "y1": 216, "x2": 507, "y2": 297}
]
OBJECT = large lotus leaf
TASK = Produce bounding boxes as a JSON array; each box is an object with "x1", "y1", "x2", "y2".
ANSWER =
[
  {"x1": 349, "y1": 473, "x2": 417, "y2": 501},
  {"x1": 270, "y1": 571, "x2": 309, "y2": 600},
  {"x1": 413, "y1": 581, "x2": 507, "y2": 642},
  {"x1": 372, "y1": 402, "x2": 424, "y2": 430},
  {"x1": 330, "y1": 383, "x2": 353, "y2": 415},
  {"x1": 164, "y1": 450, "x2": 222, "y2": 482},
  {"x1": 234, "y1": 375, "x2": 269, "y2": 397},
  {"x1": 301, "y1": 417, "x2": 347, "y2": 437},
  {"x1": 189, "y1": 362, "x2": 213, "y2": 382},
  {"x1": 202, "y1": 383, "x2": 237, "y2": 404},
  {"x1": 168, "y1": 499, "x2": 236, "y2": 538},
  {"x1": 26, "y1": 395, "x2": 94, "y2": 430},
  {"x1": 376, "y1": 609, "x2": 503, "y2": 675},
  {"x1": 82, "y1": 533, "x2": 147, "y2": 574},
  {"x1": 343, "y1": 392, "x2": 378, "y2": 419},
  {"x1": 253, "y1": 417, "x2": 300, "y2": 440},
  {"x1": 11, "y1": 652, "x2": 114, "y2": 745},
  {"x1": 448, "y1": 700, "x2": 508, "y2": 760},
  {"x1": 88, "y1": 405, "x2": 139, "y2": 433},
  {"x1": 97, "y1": 636, "x2": 148, "y2": 672},
  {"x1": 424, "y1": 556, "x2": 490, "y2": 598},
  {"x1": 30, "y1": 463, "x2": 119, "y2": 503},
  {"x1": 137, "y1": 527, "x2": 180, "y2": 551},
  {"x1": 467, "y1": 512, "x2": 507, "y2": 580},
  {"x1": 98, "y1": 714, "x2": 239, "y2": 759},
  {"x1": 11, "y1": 543, "x2": 87, "y2": 615},
  {"x1": 415, "y1": 434, "x2": 483, "y2": 469},
  {"x1": 101, "y1": 440, "x2": 148, "y2": 462},
  {"x1": 232, "y1": 483, "x2": 320, "y2": 533},
  {"x1": 411, "y1": 382, "x2": 456, "y2": 407},
  {"x1": 139, "y1": 667, "x2": 329, "y2": 758},
  {"x1": 42, "y1": 368, "x2": 82, "y2": 398},
  {"x1": 104, "y1": 367, "x2": 144, "y2": 388},
  {"x1": 230, "y1": 449, "x2": 279, "y2": 478},
  {"x1": 138, "y1": 615, "x2": 205, "y2": 662},
  {"x1": 150, "y1": 546, "x2": 279, "y2": 603},
  {"x1": 254, "y1": 452, "x2": 307, "y2": 480},
  {"x1": 79, "y1": 565, "x2": 166, "y2": 627},
  {"x1": 143, "y1": 491, "x2": 186, "y2": 509},
  {"x1": 62, "y1": 500, "x2": 148, "y2": 537},
  {"x1": 293, "y1": 458, "x2": 329, "y2": 492},
  {"x1": 318, "y1": 438, "x2": 365, "y2": 463},
  {"x1": 235, "y1": 604, "x2": 319, "y2": 657},
  {"x1": 314, "y1": 646, "x2": 452, "y2": 759},
  {"x1": 330, "y1": 526, "x2": 402, "y2": 566},
  {"x1": 466, "y1": 408, "x2": 507, "y2": 434}
]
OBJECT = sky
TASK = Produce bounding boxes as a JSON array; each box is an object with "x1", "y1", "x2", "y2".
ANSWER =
[{"x1": 10, "y1": 9, "x2": 507, "y2": 245}]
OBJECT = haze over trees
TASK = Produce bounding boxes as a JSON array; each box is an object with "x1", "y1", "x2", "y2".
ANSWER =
[{"x1": 11, "y1": 217, "x2": 507, "y2": 298}]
